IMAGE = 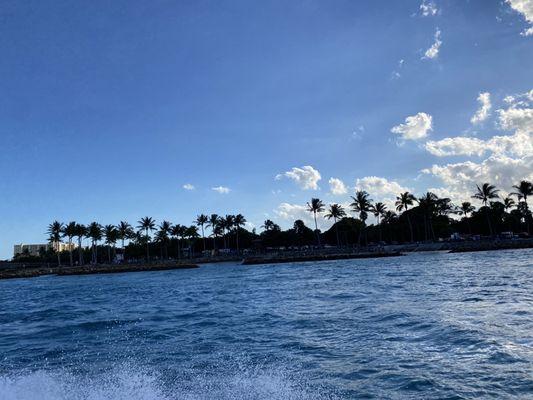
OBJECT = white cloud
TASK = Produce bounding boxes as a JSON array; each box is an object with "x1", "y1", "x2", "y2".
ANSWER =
[
  {"x1": 425, "y1": 137, "x2": 487, "y2": 157},
  {"x1": 506, "y1": 0, "x2": 533, "y2": 36},
  {"x1": 329, "y1": 178, "x2": 348, "y2": 195},
  {"x1": 424, "y1": 131, "x2": 532, "y2": 158},
  {"x1": 276, "y1": 165, "x2": 321, "y2": 190},
  {"x1": 275, "y1": 203, "x2": 319, "y2": 228},
  {"x1": 274, "y1": 202, "x2": 339, "y2": 230},
  {"x1": 423, "y1": 28, "x2": 442, "y2": 59},
  {"x1": 420, "y1": 1, "x2": 438, "y2": 16},
  {"x1": 391, "y1": 112, "x2": 433, "y2": 141},
  {"x1": 355, "y1": 176, "x2": 409, "y2": 198},
  {"x1": 470, "y1": 92, "x2": 492, "y2": 125},
  {"x1": 182, "y1": 183, "x2": 195, "y2": 190},
  {"x1": 498, "y1": 106, "x2": 533, "y2": 132},
  {"x1": 423, "y1": 94, "x2": 533, "y2": 204},
  {"x1": 423, "y1": 154, "x2": 533, "y2": 203},
  {"x1": 212, "y1": 186, "x2": 231, "y2": 194}
]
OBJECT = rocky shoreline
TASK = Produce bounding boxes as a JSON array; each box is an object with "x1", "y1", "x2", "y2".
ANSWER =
[
  {"x1": 242, "y1": 251, "x2": 403, "y2": 265},
  {"x1": 0, "y1": 262, "x2": 198, "y2": 280}
]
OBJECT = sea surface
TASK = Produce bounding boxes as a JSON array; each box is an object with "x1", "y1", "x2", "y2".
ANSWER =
[{"x1": 1, "y1": 249, "x2": 532, "y2": 399}]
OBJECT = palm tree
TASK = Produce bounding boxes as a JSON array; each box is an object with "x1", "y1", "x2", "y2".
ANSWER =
[
  {"x1": 171, "y1": 224, "x2": 186, "y2": 259},
  {"x1": 458, "y1": 202, "x2": 475, "y2": 218},
  {"x1": 117, "y1": 221, "x2": 134, "y2": 261},
  {"x1": 185, "y1": 225, "x2": 199, "y2": 258},
  {"x1": 103, "y1": 224, "x2": 119, "y2": 264},
  {"x1": 382, "y1": 210, "x2": 398, "y2": 242},
  {"x1": 372, "y1": 202, "x2": 387, "y2": 242},
  {"x1": 261, "y1": 219, "x2": 276, "y2": 231},
  {"x1": 47, "y1": 221, "x2": 64, "y2": 266},
  {"x1": 472, "y1": 183, "x2": 499, "y2": 235},
  {"x1": 137, "y1": 217, "x2": 156, "y2": 261},
  {"x1": 87, "y1": 222, "x2": 103, "y2": 264},
  {"x1": 458, "y1": 202, "x2": 475, "y2": 234},
  {"x1": 207, "y1": 214, "x2": 220, "y2": 251},
  {"x1": 62, "y1": 221, "x2": 77, "y2": 266},
  {"x1": 307, "y1": 198, "x2": 325, "y2": 246},
  {"x1": 157, "y1": 221, "x2": 172, "y2": 259},
  {"x1": 350, "y1": 191, "x2": 373, "y2": 246},
  {"x1": 395, "y1": 192, "x2": 416, "y2": 242},
  {"x1": 195, "y1": 214, "x2": 209, "y2": 252},
  {"x1": 325, "y1": 203, "x2": 346, "y2": 247},
  {"x1": 503, "y1": 197, "x2": 515, "y2": 211},
  {"x1": 74, "y1": 224, "x2": 87, "y2": 265},
  {"x1": 417, "y1": 192, "x2": 438, "y2": 241},
  {"x1": 222, "y1": 215, "x2": 235, "y2": 249},
  {"x1": 233, "y1": 214, "x2": 247, "y2": 253},
  {"x1": 511, "y1": 180, "x2": 533, "y2": 233}
]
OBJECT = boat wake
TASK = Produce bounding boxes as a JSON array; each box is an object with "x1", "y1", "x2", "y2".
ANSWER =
[{"x1": 0, "y1": 363, "x2": 338, "y2": 400}]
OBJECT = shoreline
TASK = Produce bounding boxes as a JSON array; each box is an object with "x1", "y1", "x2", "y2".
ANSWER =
[
  {"x1": 0, "y1": 262, "x2": 198, "y2": 281},
  {"x1": 241, "y1": 251, "x2": 403, "y2": 265}
]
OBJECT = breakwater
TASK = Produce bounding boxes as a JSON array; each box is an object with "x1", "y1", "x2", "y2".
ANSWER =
[
  {"x1": 242, "y1": 251, "x2": 402, "y2": 265},
  {"x1": 0, "y1": 262, "x2": 198, "y2": 280}
]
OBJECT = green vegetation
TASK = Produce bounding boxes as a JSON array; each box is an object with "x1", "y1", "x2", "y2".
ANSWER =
[{"x1": 16, "y1": 180, "x2": 533, "y2": 265}]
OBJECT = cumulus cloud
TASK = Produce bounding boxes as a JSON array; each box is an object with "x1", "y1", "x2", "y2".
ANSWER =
[
  {"x1": 329, "y1": 178, "x2": 348, "y2": 195},
  {"x1": 425, "y1": 131, "x2": 531, "y2": 158},
  {"x1": 355, "y1": 176, "x2": 409, "y2": 198},
  {"x1": 506, "y1": 0, "x2": 533, "y2": 36},
  {"x1": 420, "y1": 1, "x2": 438, "y2": 16},
  {"x1": 276, "y1": 165, "x2": 321, "y2": 190},
  {"x1": 275, "y1": 203, "x2": 321, "y2": 228},
  {"x1": 425, "y1": 137, "x2": 487, "y2": 157},
  {"x1": 212, "y1": 186, "x2": 231, "y2": 194},
  {"x1": 423, "y1": 28, "x2": 442, "y2": 59},
  {"x1": 182, "y1": 183, "x2": 195, "y2": 190},
  {"x1": 391, "y1": 112, "x2": 433, "y2": 141},
  {"x1": 274, "y1": 202, "x2": 338, "y2": 230},
  {"x1": 423, "y1": 92, "x2": 533, "y2": 203},
  {"x1": 423, "y1": 154, "x2": 533, "y2": 202},
  {"x1": 471, "y1": 92, "x2": 492, "y2": 125}
]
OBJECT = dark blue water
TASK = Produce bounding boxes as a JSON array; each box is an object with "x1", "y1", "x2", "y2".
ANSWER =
[{"x1": 1, "y1": 249, "x2": 532, "y2": 399}]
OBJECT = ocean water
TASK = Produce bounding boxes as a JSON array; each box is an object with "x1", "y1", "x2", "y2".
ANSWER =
[{"x1": 1, "y1": 249, "x2": 532, "y2": 399}]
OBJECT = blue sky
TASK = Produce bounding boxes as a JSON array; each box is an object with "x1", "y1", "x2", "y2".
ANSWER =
[{"x1": 1, "y1": 0, "x2": 532, "y2": 258}]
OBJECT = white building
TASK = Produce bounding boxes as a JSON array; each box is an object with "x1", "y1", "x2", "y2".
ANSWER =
[{"x1": 14, "y1": 242, "x2": 76, "y2": 257}]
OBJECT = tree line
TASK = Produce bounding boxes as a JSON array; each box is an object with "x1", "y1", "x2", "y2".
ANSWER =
[{"x1": 15, "y1": 180, "x2": 532, "y2": 265}]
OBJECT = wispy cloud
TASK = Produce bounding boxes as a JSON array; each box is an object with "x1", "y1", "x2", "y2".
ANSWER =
[
  {"x1": 182, "y1": 183, "x2": 195, "y2": 190},
  {"x1": 212, "y1": 186, "x2": 231, "y2": 194},
  {"x1": 420, "y1": 1, "x2": 438, "y2": 17},
  {"x1": 422, "y1": 28, "x2": 442, "y2": 59},
  {"x1": 470, "y1": 92, "x2": 492, "y2": 125},
  {"x1": 506, "y1": 0, "x2": 533, "y2": 36}
]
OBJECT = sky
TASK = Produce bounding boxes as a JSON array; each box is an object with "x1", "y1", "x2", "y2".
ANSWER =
[{"x1": 1, "y1": 0, "x2": 532, "y2": 259}]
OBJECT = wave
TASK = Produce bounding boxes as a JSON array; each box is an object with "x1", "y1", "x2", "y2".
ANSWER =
[{"x1": 0, "y1": 363, "x2": 338, "y2": 400}]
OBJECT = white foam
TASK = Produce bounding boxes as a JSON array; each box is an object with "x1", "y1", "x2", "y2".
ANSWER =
[{"x1": 0, "y1": 365, "x2": 336, "y2": 400}]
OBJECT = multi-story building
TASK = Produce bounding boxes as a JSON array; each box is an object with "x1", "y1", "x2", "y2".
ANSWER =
[{"x1": 13, "y1": 242, "x2": 76, "y2": 257}]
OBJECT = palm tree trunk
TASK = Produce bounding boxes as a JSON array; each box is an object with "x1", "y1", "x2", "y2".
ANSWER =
[
  {"x1": 236, "y1": 230, "x2": 240, "y2": 253},
  {"x1": 407, "y1": 214, "x2": 414, "y2": 242},
  {"x1": 122, "y1": 238, "x2": 126, "y2": 262},
  {"x1": 313, "y1": 212, "x2": 321, "y2": 247},
  {"x1": 378, "y1": 217, "x2": 382, "y2": 242},
  {"x1": 202, "y1": 225, "x2": 206, "y2": 251},
  {"x1": 485, "y1": 207, "x2": 493, "y2": 236},
  {"x1": 108, "y1": 246, "x2": 111, "y2": 264},
  {"x1": 334, "y1": 217, "x2": 340, "y2": 247},
  {"x1": 78, "y1": 238, "x2": 83, "y2": 265},
  {"x1": 69, "y1": 238, "x2": 73, "y2": 266},
  {"x1": 145, "y1": 228, "x2": 150, "y2": 262}
]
